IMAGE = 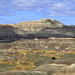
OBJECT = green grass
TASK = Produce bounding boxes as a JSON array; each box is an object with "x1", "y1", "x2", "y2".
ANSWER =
[
  {"x1": 26, "y1": 52, "x2": 53, "y2": 66},
  {"x1": 55, "y1": 54, "x2": 75, "y2": 64},
  {"x1": 0, "y1": 63, "x2": 15, "y2": 72},
  {"x1": 26, "y1": 52, "x2": 51, "y2": 61}
]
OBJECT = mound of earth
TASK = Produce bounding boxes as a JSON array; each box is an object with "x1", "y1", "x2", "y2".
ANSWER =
[
  {"x1": 54, "y1": 63, "x2": 75, "y2": 75},
  {"x1": 0, "y1": 64, "x2": 67, "y2": 75}
]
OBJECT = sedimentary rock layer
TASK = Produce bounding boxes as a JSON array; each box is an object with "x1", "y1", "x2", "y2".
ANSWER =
[
  {"x1": 54, "y1": 63, "x2": 75, "y2": 75},
  {"x1": 11, "y1": 38, "x2": 75, "y2": 50}
]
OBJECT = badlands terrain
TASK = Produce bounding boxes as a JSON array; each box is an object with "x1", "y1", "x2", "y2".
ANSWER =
[{"x1": 0, "y1": 18, "x2": 75, "y2": 75}]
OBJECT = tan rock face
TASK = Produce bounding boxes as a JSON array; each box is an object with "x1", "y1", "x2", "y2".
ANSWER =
[
  {"x1": 11, "y1": 38, "x2": 75, "y2": 50},
  {"x1": 0, "y1": 19, "x2": 75, "y2": 48},
  {"x1": 54, "y1": 63, "x2": 75, "y2": 75},
  {"x1": 12, "y1": 18, "x2": 64, "y2": 32}
]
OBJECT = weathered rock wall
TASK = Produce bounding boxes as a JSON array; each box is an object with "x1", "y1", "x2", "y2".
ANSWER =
[
  {"x1": 0, "y1": 19, "x2": 75, "y2": 44},
  {"x1": 11, "y1": 38, "x2": 75, "y2": 50},
  {"x1": 11, "y1": 19, "x2": 64, "y2": 32},
  {"x1": 54, "y1": 63, "x2": 75, "y2": 75}
]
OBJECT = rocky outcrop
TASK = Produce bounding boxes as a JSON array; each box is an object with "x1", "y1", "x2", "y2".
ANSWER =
[
  {"x1": 2, "y1": 19, "x2": 75, "y2": 39},
  {"x1": 11, "y1": 38, "x2": 75, "y2": 50},
  {"x1": 0, "y1": 18, "x2": 75, "y2": 42},
  {"x1": 34, "y1": 25, "x2": 75, "y2": 39},
  {"x1": 0, "y1": 25, "x2": 27, "y2": 43},
  {"x1": 54, "y1": 63, "x2": 75, "y2": 75},
  {"x1": 11, "y1": 18, "x2": 64, "y2": 32},
  {"x1": 0, "y1": 19, "x2": 75, "y2": 50}
]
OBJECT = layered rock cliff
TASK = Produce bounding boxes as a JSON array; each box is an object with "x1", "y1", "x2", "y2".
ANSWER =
[
  {"x1": 0, "y1": 18, "x2": 75, "y2": 50},
  {"x1": 0, "y1": 25, "x2": 27, "y2": 43},
  {"x1": 10, "y1": 38, "x2": 75, "y2": 50},
  {"x1": 54, "y1": 63, "x2": 75, "y2": 75},
  {"x1": 0, "y1": 18, "x2": 75, "y2": 42},
  {"x1": 12, "y1": 18, "x2": 64, "y2": 32}
]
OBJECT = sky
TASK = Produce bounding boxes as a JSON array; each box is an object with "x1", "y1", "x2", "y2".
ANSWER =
[{"x1": 0, "y1": 0, "x2": 75, "y2": 25}]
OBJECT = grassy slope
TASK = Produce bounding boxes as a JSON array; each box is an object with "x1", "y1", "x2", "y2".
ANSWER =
[{"x1": 0, "y1": 63, "x2": 15, "y2": 72}]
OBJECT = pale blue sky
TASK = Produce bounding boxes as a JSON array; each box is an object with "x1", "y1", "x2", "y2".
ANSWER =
[{"x1": 0, "y1": 0, "x2": 75, "y2": 25}]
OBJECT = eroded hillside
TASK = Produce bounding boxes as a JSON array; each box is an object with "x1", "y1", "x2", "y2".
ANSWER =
[
  {"x1": 0, "y1": 18, "x2": 75, "y2": 43},
  {"x1": 10, "y1": 38, "x2": 75, "y2": 51},
  {"x1": 0, "y1": 19, "x2": 75, "y2": 75}
]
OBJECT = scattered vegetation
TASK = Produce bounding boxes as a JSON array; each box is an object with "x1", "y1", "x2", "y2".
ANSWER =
[
  {"x1": 0, "y1": 49, "x2": 75, "y2": 72},
  {"x1": 0, "y1": 63, "x2": 15, "y2": 72}
]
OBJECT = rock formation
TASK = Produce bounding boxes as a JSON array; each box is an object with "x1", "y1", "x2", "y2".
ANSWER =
[
  {"x1": 11, "y1": 18, "x2": 64, "y2": 32},
  {"x1": 10, "y1": 38, "x2": 75, "y2": 50},
  {"x1": 0, "y1": 18, "x2": 75, "y2": 39},
  {"x1": 0, "y1": 18, "x2": 75, "y2": 50},
  {"x1": 0, "y1": 18, "x2": 75, "y2": 75},
  {"x1": 0, "y1": 25, "x2": 27, "y2": 43},
  {"x1": 54, "y1": 63, "x2": 75, "y2": 75}
]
